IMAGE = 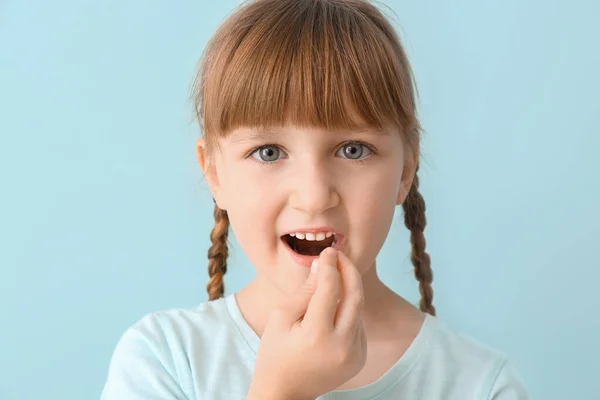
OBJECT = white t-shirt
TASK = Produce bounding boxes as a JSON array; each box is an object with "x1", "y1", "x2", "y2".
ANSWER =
[{"x1": 101, "y1": 293, "x2": 528, "y2": 399}]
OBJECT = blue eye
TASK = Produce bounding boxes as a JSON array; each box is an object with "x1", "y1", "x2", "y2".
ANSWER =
[
  {"x1": 251, "y1": 145, "x2": 283, "y2": 162},
  {"x1": 337, "y1": 142, "x2": 372, "y2": 160}
]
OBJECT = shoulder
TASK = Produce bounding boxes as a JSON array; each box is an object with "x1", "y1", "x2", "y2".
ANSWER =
[
  {"x1": 101, "y1": 297, "x2": 235, "y2": 399},
  {"x1": 425, "y1": 316, "x2": 506, "y2": 364},
  {"x1": 421, "y1": 316, "x2": 529, "y2": 399},
  {"x1": 116, "y1": 297, "x2": 234, "y2": 361},
  {"x1": 126, "y1": 297, "x2": 232, "y2": 344}
]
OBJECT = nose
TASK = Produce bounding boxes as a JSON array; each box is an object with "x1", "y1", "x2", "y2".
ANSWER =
[{"x1": 288, "y1": 160, "x2": 340, "y2": 215}]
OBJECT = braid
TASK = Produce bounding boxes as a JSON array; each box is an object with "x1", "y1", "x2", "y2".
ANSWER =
[
  {"x1": 402, "y1": 165, "x2": 436, "y2": 316},
  {"x1": 207, "y1": 202, "x2": 229, "y2": 301}
]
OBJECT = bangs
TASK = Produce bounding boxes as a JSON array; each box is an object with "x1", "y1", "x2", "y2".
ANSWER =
[{"x1": 193, "y1": 0, "x2": 421, "y2": 145}]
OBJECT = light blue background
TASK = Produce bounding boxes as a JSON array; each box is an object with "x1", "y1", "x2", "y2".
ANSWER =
[{"x1": 1, "y1": 0, "x2": 598, "y2": 399}]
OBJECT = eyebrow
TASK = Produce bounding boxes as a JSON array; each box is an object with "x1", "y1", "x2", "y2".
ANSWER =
[
  {"x1": 228, "y1": 129, "x2": 282, "y2": 144},
  {"x1": 228, "y1": 126, "x2": 390, "y2": 144}
]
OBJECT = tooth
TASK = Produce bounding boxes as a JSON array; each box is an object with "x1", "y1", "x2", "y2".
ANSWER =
[
  {"x1": 305, "y1": 233, "x2": 316, "y2": 241},
  {"x1": 296, "y1": 233, "x2": 305, "y2": 240},
  {"x1": 325, "y1": 232, "x2": 333, "y2": 238},
  {"x1": 316, "y1": 232, "x2": 326, "y2": 241},
  {"x1": 289, "y1": 233, "x2": 296, "y2": 237}
]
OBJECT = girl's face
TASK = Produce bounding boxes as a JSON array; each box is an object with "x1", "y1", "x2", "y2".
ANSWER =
[{"x1": 198, "y1": 124, "x2": 415, "y2": 295}]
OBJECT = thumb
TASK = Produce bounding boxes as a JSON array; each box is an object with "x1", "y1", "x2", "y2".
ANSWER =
[{"x1": 282, "y1": 260, "x2": 319, "y2": 324}]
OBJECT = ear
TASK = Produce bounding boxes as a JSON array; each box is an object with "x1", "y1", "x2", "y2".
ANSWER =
[
  {"x1": 196, "y1": 138, "x2": 227, "y2": 210},
  {"x1": 396, "y1": 145, "x2": 418, "y2": 205}
]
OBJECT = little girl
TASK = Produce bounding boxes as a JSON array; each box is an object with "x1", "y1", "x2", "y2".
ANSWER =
[{"x1": 101, "y1": 0, "x2": 528, "y2": 399}]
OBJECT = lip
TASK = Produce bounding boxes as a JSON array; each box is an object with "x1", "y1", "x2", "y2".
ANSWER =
[{"x1": 281, "y1": 230, "x2": 345, "y2": 268}]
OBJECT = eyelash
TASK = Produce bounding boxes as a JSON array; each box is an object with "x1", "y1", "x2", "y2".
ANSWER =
[{"x1": 247, "y1": 141, "x2": 377, "y2": 165}]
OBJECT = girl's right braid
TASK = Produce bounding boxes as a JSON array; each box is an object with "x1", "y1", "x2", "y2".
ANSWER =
[
  {"x1": 206, "y1": 202, "x2": 229, "y2": 301},
  {"x1": 402, "y1": 166, "x2": 436, "y2": 316}
]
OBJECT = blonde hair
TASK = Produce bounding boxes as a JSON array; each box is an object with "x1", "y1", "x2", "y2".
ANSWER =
[{"x1": 192, "y1": 0, "x2": 435, "y2": 315}]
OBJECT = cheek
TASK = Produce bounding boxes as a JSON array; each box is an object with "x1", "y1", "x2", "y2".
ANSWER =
[
  {"x1": 226, "y1": 206, "x2": 279, "y2": 281},
  {"x1": 344, "y1": 166, "x2": 401, "y2": 267},
  {"x1": 223, "y1": 167, "x2": 273, "y2": 218},
  {"x1": 353, "y1": 193, "x2": 396, "y2": 259},
  {"x1": 222, "y1": 168, "x2": 282, "y2": 264},
  {"x1": 226, "y1": 185, "x2": 275, "y2": 241}
]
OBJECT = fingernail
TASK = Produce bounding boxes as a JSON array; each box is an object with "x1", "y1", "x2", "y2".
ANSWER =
[
  {"x1": 321, "y1": 247, "x2": 334, "y2": 256},
  {"x1": 311, "y1": 260, "x2": 319, "y2": 274}
]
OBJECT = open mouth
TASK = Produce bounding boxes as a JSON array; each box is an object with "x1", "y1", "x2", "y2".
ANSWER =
[{"x1": 282, "y1": 232, "x2": 338, "y2": 256}]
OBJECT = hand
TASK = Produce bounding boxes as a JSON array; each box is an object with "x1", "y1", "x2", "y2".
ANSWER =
[{"x1": 247, "y1": 248, "x2": 367, "y2": 400}]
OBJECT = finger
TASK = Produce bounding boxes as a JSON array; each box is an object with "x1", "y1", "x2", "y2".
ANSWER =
[
  {"x1": 333, "y1": 251, "x2": 364, "y2": 335},
  {"x1": 303, "y1": 247, "x2": 341, "y2": 329},
  {"x1": 275, "y1": 260, "x2": 319, "y2": 326}
]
